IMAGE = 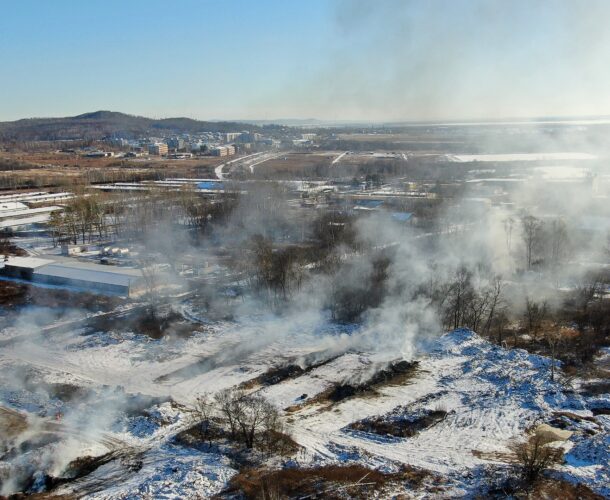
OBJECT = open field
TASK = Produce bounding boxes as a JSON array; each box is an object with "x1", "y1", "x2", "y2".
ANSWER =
[
  {"x1": 250, "y1": 152, "x2": 339, "y2": 179},
  {"x1": 0, "y1": 151, "x2": 229, "y2": 189}
]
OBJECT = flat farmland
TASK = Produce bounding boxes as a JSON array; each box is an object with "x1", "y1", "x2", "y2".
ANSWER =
[
  {"x1": 250, "y1": 152, "x2": 340, "y2": 179},
  {"x1": 0, "y1": 151, "x2": 226, "y2": 170},
  {"x1": 336, "y1": 132, "x2": 465, "y2": 144},
  {"x1": 249, "y1": 151, "x2": 421, "y2": 180},
  {"x1": 0, "y1": 150, "x2": 228, "y2": 189},
  {"x1": 333, "y1": 132, "x2": 468, "y2": 153}
]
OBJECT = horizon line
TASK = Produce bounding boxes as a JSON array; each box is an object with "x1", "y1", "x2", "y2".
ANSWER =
[{"x1": 3, "y1": 109, "x2": 610, "y2": 128}]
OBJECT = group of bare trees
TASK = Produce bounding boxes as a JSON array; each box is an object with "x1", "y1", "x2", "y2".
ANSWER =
[
  {"x1": 241, "y1": 236, "x2": 306, "y2": 304},
  {"x1": 49, "y1": 187, "x2": 239, "y2": 245},
  {"x1": 517, "y1": 213, "x2": 571, "y2": 275},
  {"x1": 507, "y1": 431, "x2": 564, "y2": 489},
  {"x1": 49, "y1": 194, "x2": 110, "y2": 245},
  {"x1": 191, "y1": 389, "x2": 293, "y2": 455},
  {"x1": 440, "y1": 267, "x2": 504, "y2": 337}
]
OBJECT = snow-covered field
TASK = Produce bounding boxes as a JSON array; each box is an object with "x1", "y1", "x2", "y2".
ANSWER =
[{"x1": 1, "y1": 305, "x2": 608, "y2": 497}]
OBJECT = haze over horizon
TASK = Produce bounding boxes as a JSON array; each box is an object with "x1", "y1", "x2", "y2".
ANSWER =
[{"x1": 2, "y1": 0, "x2": 610, "y2": 123}]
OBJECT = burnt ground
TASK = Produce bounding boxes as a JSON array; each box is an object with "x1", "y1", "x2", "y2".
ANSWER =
[
  {"x1": 0, "y1": 281, "x2": 28, "y2": 309},
  {"x1": 0, "y1": 281, "x2": 123, "y2": 335},
  {"x1": 239, "y1": 354, "x2": 340, "y2": 390},
  {"x1": 0, "y1": 280, "x2": 122, "y2": 311},
  {"x1": 154, "y1": 355, "x2": 221, "y2": 384},
  {"x1": 0, "y1": 406, "x2": 28, "y2": 442},
  {"x1": 348, "y1": 409, "x2": 448, "y2": 438},
  {"x1": 87, "y1": 307, "x2": 201, "y2": 340},
  {"x1": 219, "y1": 463, "x2": 432, "y2": 500},
  {"x1": 286, "y1": 360, "x2": 420, "y2": 412},
  {"x1": 0, "y1": 392, "x2": 167, "y2": 496}
]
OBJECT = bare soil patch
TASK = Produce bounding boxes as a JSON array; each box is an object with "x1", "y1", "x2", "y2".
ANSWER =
[
  {"x1": 349, "y1": 409, "x2": 447, "y2": 438},
  {"x1": 88, "y1": 308, "x2": 199, "y2": 340},
  {"x1": 287, "y1": 360, "x2": 419, "y2": 412},
  {"x1": 239, "y1": 355, "x2": 339, "y2": 390},
  {"x1": 220, "y1": 463, "x2": 429, "y2": 499}
]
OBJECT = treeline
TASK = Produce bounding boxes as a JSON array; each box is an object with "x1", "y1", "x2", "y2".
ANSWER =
[
  {"x1": 0, "y1": 168, "x2": 166, "y2": 191},
  {"x1": 48, "y1": 189, "x2": 238, "y2": 245}
]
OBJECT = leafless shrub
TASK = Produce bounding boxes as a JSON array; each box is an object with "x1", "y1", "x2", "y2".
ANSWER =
[
  {"x1": 523, "y1": 297, "x2": 548, "y2": 337},
  {"x1": 510, "y1": 432, "x2": 563, "y2": 486},
  {"x1": 191, "y1": 394, "x2": 215, "y2": 446}
]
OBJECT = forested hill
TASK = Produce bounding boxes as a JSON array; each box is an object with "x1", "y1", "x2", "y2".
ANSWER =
[{"x1": 0, "y1": 111, "x2": 278, "y2": 141}]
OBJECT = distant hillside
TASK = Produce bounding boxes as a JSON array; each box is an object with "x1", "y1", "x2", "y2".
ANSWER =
[{"x1": 0, "y1": 110, "x2": 280, "y2": 141}]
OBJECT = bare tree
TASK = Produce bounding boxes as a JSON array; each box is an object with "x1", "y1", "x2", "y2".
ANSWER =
[
  {"x1": 523, "y1": 297, "x2": 548, "y2": 338},
  {"x1": 548, "y1": 219, "x2": 569, "y2": 285},
  {"x1": 442, "y1": 266, "x2": 474, "y2": 330},
  {"x1": 214, "y1": 388, "x2": 239, "y2": 440},
  {"x1": 138, "y1": 254, "x2": 161, "y2": 319},
  {"x1": 520, "y1": 214, "x2": 543, "y2": 270},
  {"x1": 492, "y1": 309, "x2": 510, "y2": 346},
  {"x1": 191, "y1": 394, "x2": 215, "y2": 445},
  {"x1": 544, "y1": 329, "x2": 562, "y2": 381},
  {"x1": 481, "y1": 276, "x2": 503, "y2": 337},
  {"x1": 503, "y1": 216, "x2": 515, "y2": 253}
]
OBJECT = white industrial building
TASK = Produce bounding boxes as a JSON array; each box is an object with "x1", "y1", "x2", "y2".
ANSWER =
[
  {"x1": 1, "y1": 256, "x2": 145, "y2": 296},
  {"x1": 0, "y1": 205, "x2": 62, "y2": 229},
  {"x1": 0, "y1": 191, "x2": 73, "y2": 205},
  {"x1": 0, "y1": 202, "x2": 30, "y2": 215}
]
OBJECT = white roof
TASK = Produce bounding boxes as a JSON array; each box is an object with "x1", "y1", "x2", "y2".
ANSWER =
[
  {"x1": 0, "y1": 214, "x2": 53, "y2": 228},
  {"x1": 34, "y1": 262, "x2": 143, "y2": 287},
  {"x1": 4, "y1": 256, "x2": 54, "y2": 269},
  {"x1": 0, "y1": 206, "x2": 62, "y2": 220},
  {"x1": 15, "y1": 192, "x2": 73, "y2": 203},
  {"x1": 0, "y1": 191, "x2": 47, "y2": 201},
  {"x1": 0, "y1": 202, "x2": 28, "y2": 211}
]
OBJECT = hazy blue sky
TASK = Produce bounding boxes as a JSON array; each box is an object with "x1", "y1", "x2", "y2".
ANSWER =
[{"x1": 1, "y1": 0, "x2": 610, "y2": 122}]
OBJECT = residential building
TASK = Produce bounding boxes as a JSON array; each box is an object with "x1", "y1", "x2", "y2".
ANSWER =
[{"x1": 149, "y1": 143, "x2": 169, "y2": 156}]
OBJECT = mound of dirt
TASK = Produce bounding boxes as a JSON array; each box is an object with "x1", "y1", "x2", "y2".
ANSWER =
[{"x1": 349, "y1": 409, "x2": 448, "y2": 438}]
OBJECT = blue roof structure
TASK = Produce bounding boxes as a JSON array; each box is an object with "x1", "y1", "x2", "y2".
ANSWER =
[
  {"x1": 390, "y1": 212, "x2": 413, "y2": 222},
  {"x1": 197, "y1": 181, "x2": 223, "y2": 190},
  {"x1": 355, "y1": 199, "x2": 384, "y2": 209}
]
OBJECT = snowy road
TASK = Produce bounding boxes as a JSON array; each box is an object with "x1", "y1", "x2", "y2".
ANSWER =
[
  {"x1": 214, "y1": 151, "x2": 281, "y2": 179},
  {"x1": 331, "y1": 151, "x2": 349, "y2": 165},
  {"x1": 214, "y1": 152, "x2": 265, "y2": 179}
]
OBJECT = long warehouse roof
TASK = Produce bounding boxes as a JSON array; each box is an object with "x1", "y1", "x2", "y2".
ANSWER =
[
  {"x1": 34, "y1": 263, "x2": 142, "y2": 287},
  {"x1": 0, "y1": 206, "x2": 62, "y2": 219},
  {"x1": 0, "y1": 214, "x2": 53, "y2": 228}
]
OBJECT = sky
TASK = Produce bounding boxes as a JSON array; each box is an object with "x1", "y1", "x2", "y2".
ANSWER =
[{"x1": 1, "y1": 0, "x2": 610, "y2": 123}]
